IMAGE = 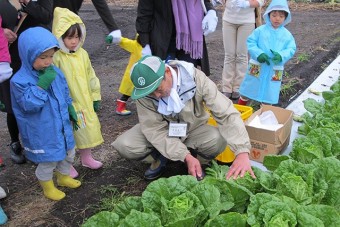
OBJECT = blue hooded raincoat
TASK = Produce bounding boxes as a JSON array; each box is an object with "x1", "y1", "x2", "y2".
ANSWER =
[
  {"x1": 10, "y1": 27, "x2": 75, "y2": 163},
  {"x1": 239, "y1": 0, "x2": 296, "y2": 104}
]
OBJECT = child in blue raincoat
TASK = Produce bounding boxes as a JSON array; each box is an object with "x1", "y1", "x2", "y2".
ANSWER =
[
  {"x1": 10, "y1": 27, "x2": 81, "y2": 201},
  {"x1": 238, "y1": 0, "x2": 296, "y2": 105}
]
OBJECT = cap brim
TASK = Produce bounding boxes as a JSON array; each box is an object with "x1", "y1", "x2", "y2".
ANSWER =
[{"x1": 131, "y1": 78, "x2": 163, "y2": 100}]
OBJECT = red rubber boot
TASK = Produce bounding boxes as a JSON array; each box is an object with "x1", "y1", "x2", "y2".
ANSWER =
[{"x1": 115, "y1": 99, "x2": 132, "y2": 116}]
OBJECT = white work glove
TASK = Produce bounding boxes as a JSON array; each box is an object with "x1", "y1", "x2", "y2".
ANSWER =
[
  {"x1": 0, "y1": 62, "x2": 13, "y2": 83},
  {"x1": 141, "y1": 44, "x2": 152, "y2": 57},
  {"x1": 105, "y1": 29, "x2": 122, "y2": 44},
  {"x1": 202, "y1": 10, "x2": 218, "y2": 36},
  {"x1": 236, "y1": 0, "x2": 250, "y2": 8}
]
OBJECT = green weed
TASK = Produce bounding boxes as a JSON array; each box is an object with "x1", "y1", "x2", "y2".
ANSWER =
[
  {"x1": 280, "y1": 78, "x2": 299, "y2": 98},
  {"x1": 297, "y1": 53, "x2": 310, "y2": 63},
  {"x1": 98, "y1": 185, "x2": 126, "y2": 211}
]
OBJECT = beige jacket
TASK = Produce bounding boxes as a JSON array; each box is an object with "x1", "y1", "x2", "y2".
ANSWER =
[{"x1": 136, "y1": 61, "x2": 251, "y2": 161}]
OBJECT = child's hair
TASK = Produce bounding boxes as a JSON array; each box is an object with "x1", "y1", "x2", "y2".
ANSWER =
[
  {"x1": 62, "y1": 23, "x2": 82, "y2": 39},
  {"x1": 269, "y1": 10, "x2": 288, "y2": 19}
]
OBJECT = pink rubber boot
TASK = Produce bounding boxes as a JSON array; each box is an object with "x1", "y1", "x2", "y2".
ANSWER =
[
  {"x1": 79, "y1": 149, "x2": 103, "y2": 169},
  {"x1": 70, "y1": 165, "x2": 79, "y2": 178}
]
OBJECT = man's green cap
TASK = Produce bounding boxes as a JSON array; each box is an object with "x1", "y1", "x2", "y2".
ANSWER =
[{"x1": 130, "y1": 55, "x2": 165, "y2": 100}]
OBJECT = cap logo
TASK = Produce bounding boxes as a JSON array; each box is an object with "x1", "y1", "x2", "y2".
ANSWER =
[{"x1": 138, "y1": 77, "x2": 146, "y2": 86}]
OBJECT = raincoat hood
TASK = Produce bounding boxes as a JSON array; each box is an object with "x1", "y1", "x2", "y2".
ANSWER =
[
  {"x1": 18, "y1": 27, "x2": 59, "y2": 71},
  {"x1": 263, "y1": 0, "x2": 291, "y2": 27},
  {"x1": 52, "y1": 7, "x2": 86, "y2": 53}
]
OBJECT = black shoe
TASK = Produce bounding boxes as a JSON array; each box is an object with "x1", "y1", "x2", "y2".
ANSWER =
[
  {"x1": 231, "y1": 92, "x2": 240, "y2": 100},
  {"x1": 144, "y1": 151, "x2": 168, "y2": 181},
  {"x1": 10, "y1": 142, "x2": 26, "y2": 164}
]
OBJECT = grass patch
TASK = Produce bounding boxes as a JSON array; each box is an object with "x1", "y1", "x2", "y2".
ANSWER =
[
  {"x1": 98, "y1": 185, "x2": 127, "y2": 211},
  {"x1": 280, "y1": 78, "x2": 299, "y2": 98},
  {"x1": 296, "y1": 53, "x2": 310, "y2": 63}
]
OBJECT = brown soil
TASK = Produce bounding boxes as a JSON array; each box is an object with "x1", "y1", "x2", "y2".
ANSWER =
[{"x1": 0, "y1": 2, "x2": 339, "y2": 226}]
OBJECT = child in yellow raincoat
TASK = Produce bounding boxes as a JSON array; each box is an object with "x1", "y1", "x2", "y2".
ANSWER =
[
  {"x1": 105, "y1": 33, "x2": 142, "y2": 115},
  {"x1": 52, "y1": 7, "x2": 104, "y2": 178}
]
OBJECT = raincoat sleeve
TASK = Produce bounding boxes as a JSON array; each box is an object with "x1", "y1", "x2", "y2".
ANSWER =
[
  {"x1": 23, "y1": 0, "x2": 53, "y2": 25},
  {"x1": 136, "y1": 0, "x2": 153, "y2": 47},
  {"x1": 10, "y1": 76, "x2": 49, "y2": 113},
  {"x1": 247, "y1": 27, "x2": 264, "y2": 59},
  {"x1": 85, "y1": 53, "x2": 101, "y2": 101},
  {"x1": 119, "y1": 37, "x2": 140, "y2": 54}
]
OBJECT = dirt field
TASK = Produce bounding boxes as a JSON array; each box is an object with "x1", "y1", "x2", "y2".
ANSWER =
[{"x1": 0, "y1": 2, "x2": 340, "y2": 226}]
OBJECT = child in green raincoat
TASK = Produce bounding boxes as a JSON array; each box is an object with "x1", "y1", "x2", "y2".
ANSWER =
[{"x1": 52, "y1": 7, "x2": 104, "y2": 178}]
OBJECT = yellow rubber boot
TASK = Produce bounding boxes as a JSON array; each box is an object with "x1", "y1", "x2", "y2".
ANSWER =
[
  {"x1": 39, "y1": 180, "x2": 65, "y2": 201},
  {"x1": 56, "y1": 172, "x2": 81, "y2": 189}
]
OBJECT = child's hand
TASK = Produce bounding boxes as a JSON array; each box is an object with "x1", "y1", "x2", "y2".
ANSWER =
[
  {"x1": 93, "y1": 101, "x2": 100, "y2": 112},
  {"x1": 257, "y1": 53, "x2": 270, "y2": 65},
  {"x1": 37, "y1": 66, "x2": 56, "y2": 90},
  {"x1": 105, "y1": 29, "x2": 122, "y2": 44},
  {"x1": 270, "y1": 49, "x2": 282, "y2": 64},
  {"x1": 68, "y1": 104, "x2": 79, "y2": 130}
]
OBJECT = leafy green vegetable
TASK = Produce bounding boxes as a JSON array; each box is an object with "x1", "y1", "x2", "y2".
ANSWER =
[
  {"x1": 263, "y1": 155, "x2": 290, "y2": 172},
  {"x1": 160, "y1": 191, "x2": 207, "y2": 226},
  {"x1": 82, "y1": 211, "x2": 119, "y2": 227},
  {"x1": 113, "y1": 196, "x2": 143, "y2": 219},
  {"x1": 119, "y1": 209, "x2": 162, "y2": 227},
  {"x1": 141, "y1": 175, "x2": 198, "y2": 216},
  {"x1": 298, "y1": 204, "x2": 340, "y2": 227},
  {"x1": 190, "y1": 183, "x2": 230, "y2": 219},
  {"x1": 204, "y1": 212, "x2": 247, "y2": 227}
]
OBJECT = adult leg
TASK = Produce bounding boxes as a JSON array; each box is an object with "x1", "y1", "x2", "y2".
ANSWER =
[
  {"x1": 234, "y1": 23, "x2": 255, "y2": 95},
  {"x1": 91, "y1": 0, "x2": 119, "y2": 32},
  {"x1": 112, "y1": 124, "x2": 166, "y2": 180},
  {"x1": 112, "y1": 124, "x2": 154, "y2": 160},
  {"x1": 184, "y1": 124, "x2": 227, "y2": 164},
  {"x1": 0, "y1": 79, "x2": 25, "y2": 164},
  {"x1": 53, "y1": 0, "x2": 83, "y2": 13},
  {"x1": 222, "y1": 21, "x2": 237, "y2": 95}
]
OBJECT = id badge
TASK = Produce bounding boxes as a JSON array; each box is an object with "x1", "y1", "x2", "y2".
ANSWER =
[{"x1": 168, "y1": 122, "x2": 187, "y2": 137}]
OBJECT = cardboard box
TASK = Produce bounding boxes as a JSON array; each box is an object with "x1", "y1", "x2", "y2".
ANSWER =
[{"x1": 245, "y1": 105, "x2": 293, "y2": 162}]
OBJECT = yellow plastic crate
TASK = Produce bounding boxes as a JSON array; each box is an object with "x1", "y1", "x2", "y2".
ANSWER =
[{"x1": 207, "y1": 104, "x2": 253, "y2": 163}]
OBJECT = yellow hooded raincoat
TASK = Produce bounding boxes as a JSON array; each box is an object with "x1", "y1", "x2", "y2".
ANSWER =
[
  {"x1": 118, "y1": 36, "x2": 142, "y2": 96},
  {"x1": 52, "y1": 7, "x2": 104, "y2": 149}
]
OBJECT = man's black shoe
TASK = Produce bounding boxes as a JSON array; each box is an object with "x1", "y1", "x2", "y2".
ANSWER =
[
  {"x1": 144, "y1": 163, "x2": 166, "y2": 181},
  {"x1": 10, "y1": 142, "x2": 26, "y2": 164},
  {"x1": 144, "y1": 151, "x2": 168, "y2": 181}
]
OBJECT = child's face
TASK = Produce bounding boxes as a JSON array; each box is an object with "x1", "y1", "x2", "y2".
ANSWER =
[
  {"x1": 63, "y1": 32, "x2": 80, "y2": 51},
  {"x1": 269, "y1": 11, "x2": 286, "y2": 29},
  {"x1": 33, "y1": 48, "x2": 56, "y2": 71}
]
